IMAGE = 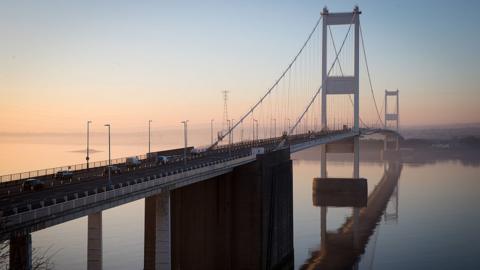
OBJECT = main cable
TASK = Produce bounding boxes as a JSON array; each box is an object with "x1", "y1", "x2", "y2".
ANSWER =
[
  {"x1": 209, "y1": 15, "x2": 323, "y2": 149},
  {"x1": 360, "y1": 24, "x2": 384, "y2": 127}
]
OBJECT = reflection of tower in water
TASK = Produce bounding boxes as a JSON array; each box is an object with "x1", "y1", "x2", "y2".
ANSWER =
[
  {"x1": 306, "y1": 144, "x2": 403, "y2": 270},
  {"x1": 384, "y1": 183, "x2": 399, "y2": 224}
]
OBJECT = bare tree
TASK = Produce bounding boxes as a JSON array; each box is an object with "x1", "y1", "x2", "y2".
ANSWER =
[{"x1": 0, "y1": 240, "x2": 59, "y2": 270}]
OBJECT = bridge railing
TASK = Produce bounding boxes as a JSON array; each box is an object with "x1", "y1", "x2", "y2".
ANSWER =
[{"x1": 0, "y1": 154, "x2": 148, "y2": 184}]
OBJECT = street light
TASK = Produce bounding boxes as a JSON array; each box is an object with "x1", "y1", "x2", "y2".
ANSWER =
[
  {"x1": 230, "y1": 118, "x2": 235, "y2": 144},
  {"x1": 252, "y1": 118, "x2": 256, "y2": 143},
  {"x1": 210, "y1": 119, "x2": 214, "y2": 145},
  {"x1": 253, "y1": 119, "x2": 259, "y2": 141},
  {"x1": 240, "y1": 121, "x2": 244, "y2": 142},
  {"x1": 227, "y1": 120, "x2": 231, "y2": 144},
  {"x1": 227, "y1": 119, "x2": 231, "y2": 156},
  {"x1": 104, "y1": 124, "x2": 112, "y2": 187},
  {"x1": 272, "y1": 118, "x2": 276, "y2": 138},
  {"x1": 181, "y1": 120, "x2": 188, "y2": 166},
  {"x1": 148, "y1": 120, "x2": 152, "y2": 154},
  {"x1": 231, "y1": 119, "x2": 235, "y2": 144},
  {"x1": 86, "y1": 121, "x2": 92, "y2": 170}
]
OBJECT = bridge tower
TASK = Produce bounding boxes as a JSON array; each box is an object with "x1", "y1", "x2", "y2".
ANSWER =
[
  {"x1": 320, "y1": 6, "x2": 361, "y2": 179},
  {"x1": 321, "y1": 6, "x2": 361, "y2": 132},
  {"x1": 384, "y1": 89, "x2": 400, "y2": 151},
  {"x1": 384, "y1": 89, "x2": 399, "y2": 131}
]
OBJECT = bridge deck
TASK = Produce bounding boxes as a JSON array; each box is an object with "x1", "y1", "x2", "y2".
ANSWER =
[{"x1": 0, "y1": 129, "x2": 395, "y2": 238}]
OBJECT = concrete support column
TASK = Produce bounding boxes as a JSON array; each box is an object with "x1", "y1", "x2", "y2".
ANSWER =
[
  {"x1": 320, "y1": 207, "x2": 327, "y2": 248},
  {"x1": 353, "y1": 11, "x2": 360, "y2": 132},
  {"x1": 144, "y1": 191, "x2": 171, "y2": 270},
  {"x1": 320, "y1": 145, "x2": 327, "y2": 178},
  {"x1": 9, "y1": 233, "x2": 32, "y2": 270},
  {"x1": 88, "y1": 212, "x2": 102, "y2": 270},
  {"x1": 321, "y1": 9, "x2": 328, "y2": 131},
  {"x1": 353, "y1": 136, "x2": 359, "y2": 179}
]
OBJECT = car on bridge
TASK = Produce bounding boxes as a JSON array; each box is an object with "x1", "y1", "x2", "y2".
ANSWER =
[
  {"x1": 155, "y1": 155, "x2": 171, "y2": 165},
  {"x1": 147, "y1": 152, "x2": 172, "y2": 165},
  {"x1": 103, "y1": 165, "x2": 122, "y2": 176},
  {"x1": 22, "y1": 178, "x2": 45, "y2": 191},
  {"x1": 55, "y1": 170, "x2": 73, "y2": 180}
]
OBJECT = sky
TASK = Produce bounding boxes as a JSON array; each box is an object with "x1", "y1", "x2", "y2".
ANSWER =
[{"x1": 1, "y1": 0, "x2": 479, "y2": 134}]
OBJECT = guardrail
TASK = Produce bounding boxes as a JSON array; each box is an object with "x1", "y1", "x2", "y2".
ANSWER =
[
  {"x1": 0, "y1": 154, "x2": 149, "y2": 184},
  {"x1": 0, "y1": 154, "x2": 254, "y2": 230}
]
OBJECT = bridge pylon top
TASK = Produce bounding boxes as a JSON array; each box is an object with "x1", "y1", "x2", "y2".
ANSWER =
[{"x1": 385, "y1": 89, "x2": 399, "y2": 96}]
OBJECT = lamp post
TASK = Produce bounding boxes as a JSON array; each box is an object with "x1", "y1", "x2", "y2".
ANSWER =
[
  {"x1": 104, "y1": 124, "x2": 111, "y2": 187},
  {"x1": 252, "y1": 118, "x2": 256, "y2": 143},
  {"x1": 241, "y1": 121, "x2": 244, "y2": 142},
  {"x1": 148, "y1": 120, "x2": 152, "y2": 154},
  {"x1": 181, "y1": 120, "x2": 188, "y2": 166},
  {"x1": 273, "y1": 118, "x2": 276, "y2": 138},
  {"x1": 210, "y1": 119, "x2": 214, "y2": 145},
  {"x1": 231, "y1": 119, "x2": 235, "y2": 144},
  {"x1": 227, "y1": 120, "x2": 231, "y2": 156},
  {"x1": 254, "y1": 119, "x2": 259, "y2": 141},
  {"x1": 227, "y1": 120, "x2": 231, "y2": 144},
  {"x1": 86, "y1": 121, "x2": 92, "y2": 170},
  {"x1": 287, "y1": 118, "x2": 291, "y2": 134}
]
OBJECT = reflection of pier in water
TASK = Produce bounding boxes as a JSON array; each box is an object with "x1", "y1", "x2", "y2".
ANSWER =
[{"x1": 302, "y1": 145, "x2": 402, "y2": 269}]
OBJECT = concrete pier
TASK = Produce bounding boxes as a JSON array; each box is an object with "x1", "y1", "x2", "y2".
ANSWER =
[
  {"x1": 9, "y1": 233, "x2": 32, "y2": 270},
  {"x1": 170, "y1": 149, "x2": 293, "y2": 270},
  {"x1": 144, "y1": 192, "x2": 171, "y2": 270},
  {"x1": 87, "y1": 212, "x2": 102, "y2": 270}
]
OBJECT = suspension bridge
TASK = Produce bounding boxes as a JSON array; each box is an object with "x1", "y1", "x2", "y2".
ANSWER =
[{"x1": 1, "y1": 6, "x2": 403, "y2": 270}]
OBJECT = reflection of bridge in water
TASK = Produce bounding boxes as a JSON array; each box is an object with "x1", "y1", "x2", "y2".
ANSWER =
[{"x1": 302, "y1": 157, "x2": 402, "y2": 270}]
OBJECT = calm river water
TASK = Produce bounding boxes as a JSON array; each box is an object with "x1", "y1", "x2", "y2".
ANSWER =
[{"x1": 1, "y1": 134, "x2": 479, "y2": 269}]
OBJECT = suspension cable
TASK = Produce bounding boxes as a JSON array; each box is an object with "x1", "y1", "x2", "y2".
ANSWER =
[
  {"x1": 360, "y1": 24, "x2": 384, "y2": 127},
  {"x1": 208, "y1": 15, "x2": 323, "y2": 150},
  {"x1": 277, "y1": 13, "x2": 357, "y2": 148}
]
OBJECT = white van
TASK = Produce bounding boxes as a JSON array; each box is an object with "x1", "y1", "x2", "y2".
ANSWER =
[
  {"x1": 126, "y1": 157, "x2": 141, "y2": 167},
  {"x1": 191, "y1": 147, "x2": 207, "y2": 154}
]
